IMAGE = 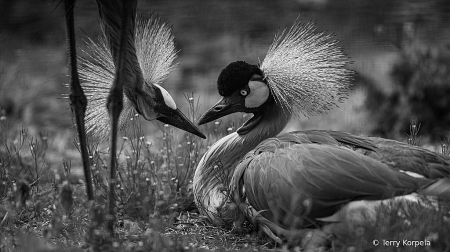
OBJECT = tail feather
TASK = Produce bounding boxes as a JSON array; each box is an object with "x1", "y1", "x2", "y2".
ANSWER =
[{"x1": 421, "y1": 178, "x2": 450, "y2": 200}]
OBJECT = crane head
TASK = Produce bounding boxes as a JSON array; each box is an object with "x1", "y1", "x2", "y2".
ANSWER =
[
  {"x1": 199, "y1": 21, "x2": 354, "y2": 127},
  {"x1": 134, "y1": 83, "x2": 206, "y2": 139},
  {"x1": 198, "y1": 61, "x2": 271, "y2": 125}
]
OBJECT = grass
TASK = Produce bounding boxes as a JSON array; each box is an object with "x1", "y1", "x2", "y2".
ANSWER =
[
  {"x1": 0, "y1": 95, "x2": 270, "y2": 252},
  {"x1": 328, "y1": 196, "x2": 450, "y2": 252},
  {"x1": 1, "y1": 94, "x2": 450, "y2": 252}
]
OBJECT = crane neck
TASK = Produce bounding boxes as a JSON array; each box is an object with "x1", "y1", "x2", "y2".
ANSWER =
[
  {"x1": 198, "y1": 100, "x2": 291, "y2": 181},
  {"x1": 238, "y1": 100, "x2": 291, "y2": 144},
  {"x1": 193, "y1": 99, "x2": 291, "y2": 220}
]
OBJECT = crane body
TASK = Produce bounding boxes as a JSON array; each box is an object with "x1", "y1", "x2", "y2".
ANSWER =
[{"x1": 193, "y1": 21, "x2": 450, "y2": 245}]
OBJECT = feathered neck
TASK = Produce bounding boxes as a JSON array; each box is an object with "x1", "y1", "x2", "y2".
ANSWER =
[
  {"x1": 193, "y1": 101, "x2": 290, "y2": 226},
  {"x1": 238, "y1": 101, "x2": 291, "y2": 146},
  {"x1": 198, "y1": 101, "x2": 291, "y2": 182}
]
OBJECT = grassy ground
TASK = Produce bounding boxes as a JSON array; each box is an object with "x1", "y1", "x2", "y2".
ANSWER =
[
  {"x1": 0, "y1": 96, "x2": 273, "y2": 252},
  {"x1": 1, "y1": 96, "x2": 450, "y2": 252}
]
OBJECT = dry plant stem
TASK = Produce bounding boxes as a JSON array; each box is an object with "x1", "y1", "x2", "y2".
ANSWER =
[
  {"x1": 65, "y1": 0, "x2": 94, "y2": 201},
  {"x1": 106, "y1": 0, "x2": 131, "y2": 234}
]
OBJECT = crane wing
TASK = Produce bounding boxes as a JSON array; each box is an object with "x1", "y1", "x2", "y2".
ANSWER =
[
  {"x1": 232, "y1": 136, "x2": 433, "y2": 230},
  {"x1": 291, "y1": 130, "x2": 450, "y2": 180},
  {"x1": 363, "y1": 137, "x2": 450, "y2": 179}
]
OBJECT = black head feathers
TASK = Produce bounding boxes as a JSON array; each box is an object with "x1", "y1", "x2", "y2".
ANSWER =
[{"x1": 217, "y1": 61, "x2": 263, "y2": 96}]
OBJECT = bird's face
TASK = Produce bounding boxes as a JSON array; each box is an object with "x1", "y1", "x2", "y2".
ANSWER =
[
  {"x1": 198, "y1": 61, "x2": 271, "y2": 125},
  {"x1": 136, "y1": 84, "x2": 206, "y2": 139}
]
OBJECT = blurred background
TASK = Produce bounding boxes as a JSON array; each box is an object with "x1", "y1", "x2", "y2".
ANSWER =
[{"x1": 1, "y1": 0, "x2": 450, "y2": 147}]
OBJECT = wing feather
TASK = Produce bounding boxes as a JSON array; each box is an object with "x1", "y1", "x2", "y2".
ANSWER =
[
  {"x1": 232, "y1": 138, "x2": 433, "y2": 231},
  {"x1": 289, "y1": 130, "x2": 450, "y2": 179},
  {"x1": 365, "y1": 137, "x2": 450, "y2": 179}
]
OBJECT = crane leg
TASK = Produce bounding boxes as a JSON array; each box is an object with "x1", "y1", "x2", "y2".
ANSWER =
[
  {"x1": 64, "y1": 0, "x2": 94, "y2": 201},
  {"x1": 105, "y1": 0, "x2": 132, "y2": 234}
]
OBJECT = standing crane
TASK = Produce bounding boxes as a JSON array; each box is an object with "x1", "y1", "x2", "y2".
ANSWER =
[
  {"x1": 193, "y1": 20, "x2": 450, "y2": 245},
  {"x1": 78, "y1": 2, "x2": 206, "y2": 140},
  {"x1": 64, "y1": 0, "x2": 205, "y2": 233}
]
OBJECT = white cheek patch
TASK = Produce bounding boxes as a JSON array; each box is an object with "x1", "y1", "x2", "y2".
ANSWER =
[
  {"x1": 245, "y1": 81, "x2": 270, "y2": 108},
  {"x1": 154, "y1": 84, "x2": 177, "y2": 110}
]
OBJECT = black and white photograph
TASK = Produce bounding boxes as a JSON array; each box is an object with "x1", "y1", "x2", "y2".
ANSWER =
[{"x1": 1, "y1": 0, "x2": 449, "y2": 251}]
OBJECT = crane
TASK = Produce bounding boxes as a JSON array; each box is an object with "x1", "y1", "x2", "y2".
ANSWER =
[
  {"x1": 193, "y1": 20, "x2": 450, "y2": 246},
  {"x1": 63, "y1": 0, "x2": 205, "y2": 233},
  {"x1": 78, "y1": 1, "x2": 205, "y2": 140}
]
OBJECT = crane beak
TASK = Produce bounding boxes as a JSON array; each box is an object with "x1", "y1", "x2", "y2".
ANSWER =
[
  {"x1": 198, "y1": 96, "x2": 241, "y2": 125},
  {"x1": 156, "y1": 108, "x2": 206, "y2": 139}
]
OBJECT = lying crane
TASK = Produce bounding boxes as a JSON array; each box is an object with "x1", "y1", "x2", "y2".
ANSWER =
[
  {"x1": 193, "y1": 20, "x2": 450, "y2": 245},
  {"x1": 64, "y1": 0, "x2": 205, "y2": 232}
]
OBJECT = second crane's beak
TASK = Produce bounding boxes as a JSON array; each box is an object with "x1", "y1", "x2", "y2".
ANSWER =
[
  {"x1": 198, "y1": 96, "x2": 241, "y2": 125},
  {"x1": 156, "y1": 108, "x2": 206, "y2": 139}
]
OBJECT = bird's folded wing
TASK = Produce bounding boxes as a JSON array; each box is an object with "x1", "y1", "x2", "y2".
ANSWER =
[
  {"x1": 365, "y1": 137, "x2": 450, "y2": 179},
  {"x1": 233, "y1": 140, "x2": 432, "y2": 228},
  {"x1": 289, "y1": 130, "x2": 450, "y2": 180}
]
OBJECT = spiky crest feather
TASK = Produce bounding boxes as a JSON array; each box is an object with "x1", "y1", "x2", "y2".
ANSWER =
[
  {"x1": 260, "y1": 20, "x2": 353, "y2": 117},
  {"x1": 77, "y1": 16, "x2": 177, "y2": 139},
  {"x1": 135, "y1": 17, "x2": 178, "y2": 86}
]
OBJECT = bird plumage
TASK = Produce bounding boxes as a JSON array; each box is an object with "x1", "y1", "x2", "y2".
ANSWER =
[
  {"x1": 232, "y1": 133, "x2": 431, "y2": 225},
  {"x1": 231, "y1": 130, "x2": 450, "y2": 243},
  {"x1": 193, "y1": 93, "x2": 290, "y2": 226},
  {"x1": 260, "y1": 21, "x2": 353, "y2": 117},
  {"x1": 63, "y1": 0, "x2": 203, "y2": 237},
  {"x1": 194, "y1": 20, "x2": 450, "y2": 244},
  {"x1": 79, "y1": 16, "x2": 171, "y2": 138},
  {"x1": 94, "y1": 0, "x2": 139, "y2": 69},
  {"x1": 78, "y1": 1, "x2": 204, "y2": 139}
]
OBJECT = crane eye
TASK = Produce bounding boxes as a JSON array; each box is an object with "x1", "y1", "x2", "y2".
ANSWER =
[{"x1": 240, "y1": 90, "x2": 248, "y2": 96}]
